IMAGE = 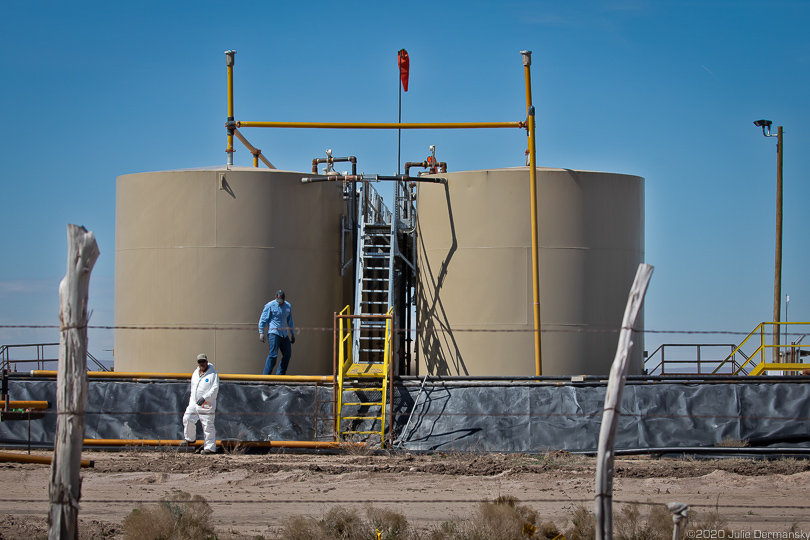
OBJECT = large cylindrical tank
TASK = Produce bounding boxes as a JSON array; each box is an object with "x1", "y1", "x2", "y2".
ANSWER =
[
  {"x1": 416, "y1": 167, "x2": 644, "y2": 376},
  {"x1": 115, "y1": 167, "x2": 351, "y2": 374}
]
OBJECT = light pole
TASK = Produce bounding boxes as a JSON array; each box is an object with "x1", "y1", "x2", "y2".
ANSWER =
[{"x1": 753, "y1": 119, "x2": 783, "y2": 363}]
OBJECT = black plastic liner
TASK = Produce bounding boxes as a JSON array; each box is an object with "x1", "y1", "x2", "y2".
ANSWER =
[{"x1": 2, "y1": 378, "x2": 808, "y2": 452}]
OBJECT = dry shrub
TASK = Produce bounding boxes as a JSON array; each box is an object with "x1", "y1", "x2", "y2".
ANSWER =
[
  {"x1": 566, "y1": 502, "x2": 697, "y2": 540},
  {"x1": 279, "y1": 515, "x2": 328, "y2": 540},
  {"x1": 715, "y1": 437, "x2": 749, "y2": 448},
  {"x1": 122, "y1": 490, "x2": 216, "y2": 540},
  {"x1": 279, "y1": 505, "x2": 411, "y2": 540},
  {"x1": 566, "y1": 505, "x2": 596, "y2": 540},
  {"x1": 426, "y1": 496, "x2": 548, "y2": 540},
  {"x1": 614, "y1": 503, "x2": 672, "y2": 540},
  {"x1": 685, "y1": 510, "x2": 731, "y2": 539},
  {"x1": 324, "y1": 506, "x2": 366, "y2": 538},
  {"x1": 367, "y1": 506, "x2": 409, "y2": 539}
]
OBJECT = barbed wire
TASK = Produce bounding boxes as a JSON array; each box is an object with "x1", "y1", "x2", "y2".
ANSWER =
[
  {"x1": 0, "y1": 496, "x2": 806, "y2": 511},
  {"x1": 3, "y1": 323, "x2": 810, "y2": 337}
]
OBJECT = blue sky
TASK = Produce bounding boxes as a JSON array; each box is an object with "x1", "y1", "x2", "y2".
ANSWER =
[{"x1": 1, "y1": 1, "x2": 808, "y2": 369}]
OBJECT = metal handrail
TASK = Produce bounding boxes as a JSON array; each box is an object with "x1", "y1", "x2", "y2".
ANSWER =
[
  {"x1": 0, "y1": 343, "x2": 110, "y2": 372},
  {"x1": 644, "y1": 344, "x2": 739, "y2": 375}
]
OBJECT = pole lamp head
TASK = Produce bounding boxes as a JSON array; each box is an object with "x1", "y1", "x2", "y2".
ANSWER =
[{"x1": 754, "y1": 119, "x2": 773, "y2": 137}]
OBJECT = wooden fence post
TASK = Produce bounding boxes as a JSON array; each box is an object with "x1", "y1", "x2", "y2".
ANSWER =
[
  {"x1": 595, "y1": 263, "x2": 653, "y2": 540},
  {"x1": 48, "y1": 225, "x2": 99, "y2": 540}
]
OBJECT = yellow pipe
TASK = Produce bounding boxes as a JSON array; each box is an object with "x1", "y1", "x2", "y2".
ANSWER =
[
  {"x1": 30, "y1": 370, "x2": 333, "y2": 383},
  {"x1": 225, "y1": 50, "x2": 236, "y2": 166},
  {"x1": 3, "y1": 400, "x2": 49, "y2": 409},
  {"x1": 233, "y1": 128, "x2": 276, "y2": 169},
  {"x1": 237, "y1": 121, "x2": 523, "y2": 130},
  {"x1": 522, "y1": 50, "x2": 543, "y2": 376},
  {"x1": 81, "y1": 439, "x2": 357, "y2": 449},
  {"x1": 0, "y1": 451, "x2": 94, "y2": 468}
]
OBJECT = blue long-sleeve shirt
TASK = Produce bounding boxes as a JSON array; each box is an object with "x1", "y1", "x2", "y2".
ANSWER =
[{"x1": 259, "y1": 300, "x2": 295, "y2": 338}]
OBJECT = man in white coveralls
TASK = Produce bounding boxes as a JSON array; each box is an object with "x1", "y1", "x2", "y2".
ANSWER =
[{"x1": 180, "y1": 353, "x2": 220, "y2": 454}]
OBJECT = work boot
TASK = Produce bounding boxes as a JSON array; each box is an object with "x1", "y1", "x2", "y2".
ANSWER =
[
  {"x1": 178, "y1": 440, "x2": 191, "y2": 447},
  {"x1": 201, "y1": 449, "x2": 215, "y2": 455}
]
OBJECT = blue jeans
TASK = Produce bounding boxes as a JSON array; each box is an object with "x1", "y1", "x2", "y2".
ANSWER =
[{"x1": 263, "y1": 333, "x2": 292, "y2": 375}]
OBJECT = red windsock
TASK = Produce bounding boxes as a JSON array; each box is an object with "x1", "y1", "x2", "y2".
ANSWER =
[{"x1": 398, "y1": 49, "x2": 409, "y2": 92}]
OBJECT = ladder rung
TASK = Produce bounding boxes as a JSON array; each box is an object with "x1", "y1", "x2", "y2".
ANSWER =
[
  {"x1": 361, "y1": 289, "x2": 386, "y2": 293},
  {"x1": 363, "y1": 253, "x2": 390, "y2": 258},
  {"x1": 362, "y1": 278, "x2": 390, "y2": 282},
  {"x1": 342, "y1": 416, "x2": 383, "y2": 421},
  {"x1": 343, "y1": 387, "x2": 385, "y2": 392},
  {"x1": 360, "y1": 301, "x2": 389, "y2": 305},
  {"x1": 340, "y1": 430, "x2": 384, "y2": 435},
  {"x1": 342, "y1": 402, "x2": 383, "y2": 407}
]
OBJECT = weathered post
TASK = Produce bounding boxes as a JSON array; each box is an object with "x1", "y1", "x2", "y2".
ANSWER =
[
  {"x1": 48, "y1": 225, "x2": 99, "y2": 540},
  {"x1": 594, "y1": 263, "x2": 654, "y2": 540},
  {"x1": 667, "y1": 502, "x2": 689, "y2": 540}
]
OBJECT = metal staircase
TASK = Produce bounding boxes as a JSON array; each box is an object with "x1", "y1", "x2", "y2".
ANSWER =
[
  {"x1": 308, "y1": 159, "x2": 443, "y2": 447},
  {"x1": 353, "y1": 211, "x2": 395, "y2": 369}
]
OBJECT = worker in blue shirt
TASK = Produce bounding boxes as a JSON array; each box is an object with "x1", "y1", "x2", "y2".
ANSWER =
[{"x1": 258, "y1": 290, "x2": 296, "y2": 375}]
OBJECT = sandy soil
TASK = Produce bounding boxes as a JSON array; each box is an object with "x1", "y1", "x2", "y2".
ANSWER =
[{"x1": 0, "y1": 448, "x2": 808, "y2": 539}]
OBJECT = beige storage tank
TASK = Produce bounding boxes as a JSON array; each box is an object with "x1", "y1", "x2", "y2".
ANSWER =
[
  {"x1": 416, "y1": 167, "x2": 644, "y2": 377},
  {"x1": 114, "y1": 167, "x2": 351, "y2": 374}
]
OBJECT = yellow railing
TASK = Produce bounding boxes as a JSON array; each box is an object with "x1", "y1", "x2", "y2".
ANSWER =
[
  {"x1": 334, "y1": 306, "x2": 394, "y2": 446},
  {"x1": 714, "y1": 322, "x2": 810, "y2": 376},
  {"x1": 335, "y1": 305, "x2": 352, "y2": 437}
]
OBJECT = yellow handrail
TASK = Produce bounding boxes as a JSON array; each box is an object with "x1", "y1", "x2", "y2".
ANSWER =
[
  {"x1": 381, "y1": 307, "x2": 394, "y2": 446},
  {"x1": 336, "y1": 305, "x2": 352, "y2": 436},
  {"x1": 714, "y1": 323, "x2": 764, "y2": 374},
  {"x1": 717, "y1": 322, "x2": 810, "y2": 376},
  {"x1": 334, "y1": 307, "x2": 393, "y2": 446}
]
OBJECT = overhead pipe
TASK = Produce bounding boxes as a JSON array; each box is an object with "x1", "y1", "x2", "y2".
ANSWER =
[
  {"x1": 522, "y1": 50, "x2": 543, "y2": 377},
  {"x1": 225, "y1": 50, "x2": 236, "y2": 168},
  {"x1": 238, "y1": 120, "x2": 525, "y2": 130},
  {"x1": 233, "y1": 128, "x2": 276, "y2": 169}
]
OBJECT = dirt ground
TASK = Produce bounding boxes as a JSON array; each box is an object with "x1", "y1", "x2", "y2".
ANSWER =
[{"x1": 0, "y1": 448, "x2": 808, "y2": 539}]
